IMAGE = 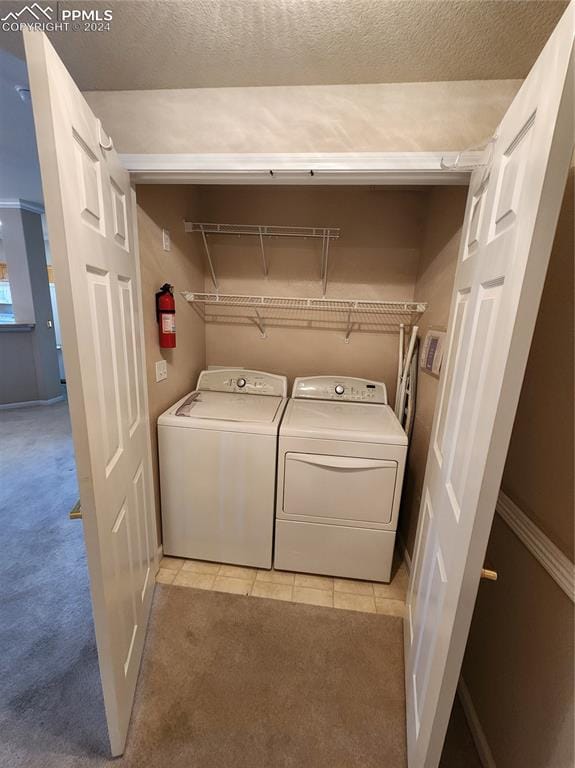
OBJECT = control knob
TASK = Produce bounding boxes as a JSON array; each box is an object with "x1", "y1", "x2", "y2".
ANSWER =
[
  {"x1": 335, "y1": 384, "x2": 345, "y2": 395},
  {"x1": 237, "y1": 378, "x2": 247, "y2": 388}
]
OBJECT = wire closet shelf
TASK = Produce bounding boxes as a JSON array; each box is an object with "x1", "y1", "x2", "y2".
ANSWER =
[
  {"x1": 182, "y1": 292, "x2": 427, "y2": 342},
  {"x1": 184, "y1": 221, "x2": 340, "y2": 295}
]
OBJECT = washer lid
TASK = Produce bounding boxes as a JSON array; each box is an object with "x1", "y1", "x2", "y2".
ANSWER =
[
  {"x1": 178, "y1": 391, "x2": 283, "y2": 421},
  {"x1": 158, "y1": 390, "x2": 287, "y2": 434},
  {"x1": 281, "y1": 399, "x2": 407, "y2": 444}
]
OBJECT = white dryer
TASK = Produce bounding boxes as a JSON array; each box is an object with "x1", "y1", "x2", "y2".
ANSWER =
[
  {"x1": 274, "y1": 376, "x2": 408, "y2": 582},
  {"x1": 158, "y1": 369, "x2": 288, "y2": 569}
]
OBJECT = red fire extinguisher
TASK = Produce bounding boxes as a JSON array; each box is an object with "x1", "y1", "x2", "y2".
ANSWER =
[{"x1": 156, "y1": 283, "x2": 176, "y2": 348}]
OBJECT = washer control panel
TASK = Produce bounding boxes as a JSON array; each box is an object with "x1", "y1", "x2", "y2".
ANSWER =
[
  {"x1": 292, "y1": 376, "x2": 387, "y2": 404},
  {"x1": 197, "y1": 369, "x2": 288, "y2": 397}
]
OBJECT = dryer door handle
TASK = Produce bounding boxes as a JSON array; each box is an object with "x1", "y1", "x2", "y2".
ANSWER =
[{"x1": 288, "y1": 454, "x2": 396, "y2": 471}]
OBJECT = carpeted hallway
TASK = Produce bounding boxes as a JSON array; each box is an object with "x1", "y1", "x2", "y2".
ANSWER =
[
  {"x1": 0, "y1": 402, "x2": 479, "y2": 768},
  {"x1": 0, "y1": 402, "x2": 109, "y2": 767}
]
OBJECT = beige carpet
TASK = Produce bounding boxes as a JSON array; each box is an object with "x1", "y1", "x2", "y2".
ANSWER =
[{"x1": 119, "y1": 584, "x2": 406, "y2": 768}]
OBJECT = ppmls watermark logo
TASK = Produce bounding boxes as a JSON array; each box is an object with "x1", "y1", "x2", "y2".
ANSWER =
[{"x1": 1, "y1": 3, "x2": 113, "y2": 32}]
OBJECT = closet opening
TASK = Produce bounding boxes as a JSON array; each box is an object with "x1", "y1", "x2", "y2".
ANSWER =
[
  {"x1": 137, "y1": 181, "x2": 466, "y2": 583},
  {"x1": 137, "y1": 179, "x2": 484, "y2": 760}
]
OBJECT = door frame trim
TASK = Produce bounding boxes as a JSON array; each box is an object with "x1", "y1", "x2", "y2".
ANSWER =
[{"x1": 121, "y1": 151, "x2": 481, "y2": 185}]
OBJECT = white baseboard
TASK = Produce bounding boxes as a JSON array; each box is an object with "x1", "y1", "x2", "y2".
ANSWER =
[
  {"x1": 0, "y1": 198, "x2": 45, "y2": 214},
  {"x1": 496, "y1": 491, "x2": 574, "y2": 602},
  {"x1": 0, "y1": 395, "x2": 65, "y2": 410},
  {"x1": 458, "y1": 677, "x2": 496, "y2": 768}
]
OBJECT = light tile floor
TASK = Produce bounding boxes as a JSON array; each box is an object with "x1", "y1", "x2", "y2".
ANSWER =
[{"x1": 156, "y1": 556, "x2": 408, "y2": 616}]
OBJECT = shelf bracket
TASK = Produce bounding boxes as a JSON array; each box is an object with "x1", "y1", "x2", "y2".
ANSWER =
[
  {"x1": 258, "y1": 229, "x2": 269, "y2": 276},
  {"x1": 200, "y1": 229, "x2": 218, "y2": 290},
  {"x1": 344, "y1": 307, "x2": 354, "y2": 343},
  {"x1": 251, "y1": 309, "x2": 267, "y2": 338},
  {"x1": 321, "y1": 230, "x2": 330, "y2": 297}
]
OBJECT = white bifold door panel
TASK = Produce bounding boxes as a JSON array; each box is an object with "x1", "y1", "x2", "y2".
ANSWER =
[
  {"x1": 24, "y1": 31, "x2": 158, "y2": 757},
  {"x1": 405, "y1": 5, "x2": 574, "y2": 767}
]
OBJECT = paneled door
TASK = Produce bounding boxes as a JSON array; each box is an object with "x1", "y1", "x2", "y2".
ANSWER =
[
  {"x1": 405, "y1": 5, "x2": 574, "y2": 767},
  {"x1": 24, "y1": 31, "x2": 158, "y2": 756}
]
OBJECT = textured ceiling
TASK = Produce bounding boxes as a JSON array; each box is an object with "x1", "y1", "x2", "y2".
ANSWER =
[{"x1": 0, "y1": 0, "x2": 568, "y2": 90}]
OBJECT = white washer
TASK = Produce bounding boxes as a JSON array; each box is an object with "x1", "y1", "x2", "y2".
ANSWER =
[
  {"x1": 158, "y1": 369, "x2": 288, "y2": 569},
  {"x1": 274, "y1": 376, "x2": 408, "y2": 582}
]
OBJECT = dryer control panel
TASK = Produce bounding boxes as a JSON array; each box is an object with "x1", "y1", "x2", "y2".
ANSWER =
[
  {"x1": 292, "y1": 376, "x2": 388, "y2": 404},
  {"x1": 197, "y1": 369, "x2": 288, "y2": 397}
]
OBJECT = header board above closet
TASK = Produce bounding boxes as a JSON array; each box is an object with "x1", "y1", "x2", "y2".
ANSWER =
[{"x1": 122, "y1": 151, "x2": 483, "y2": 185}]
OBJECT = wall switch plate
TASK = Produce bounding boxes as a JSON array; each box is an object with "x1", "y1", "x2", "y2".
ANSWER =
[
  {"x1": 162, "y1": 228, "x2": 171, "y2": 251},
  {"x1": 155, "y1": 359, "x2": 168, "y2": 382}
]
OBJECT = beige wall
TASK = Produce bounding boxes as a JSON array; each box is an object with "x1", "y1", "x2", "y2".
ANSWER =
[
  {"x1": 84, "y1": 80, "x2": 521, "y2": 154},
  {"x1": 197, "y1": 185, "x2": 426, "y2": 397},
  {"x1": 399, "y1": 186, "x2": 467, "y2": 554},
  {"x1": 463, "y1": 516, "x2": 574, "y2": 768},
  {"x1": 136, "y1": 186, "x2": 206, "y2": 540},
  {"x1": 501, "y1": 166, "x2": 574, "y2": 560}
]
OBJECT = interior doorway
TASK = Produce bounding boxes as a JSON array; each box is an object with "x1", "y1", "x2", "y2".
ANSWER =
[{"x1": 0, "y1": 45, "x2": 108, "y2": 762}]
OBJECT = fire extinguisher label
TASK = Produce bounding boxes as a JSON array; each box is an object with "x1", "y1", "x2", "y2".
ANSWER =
[{"x1": 162, "y1": 314, "x2": 175, "y2": 333}]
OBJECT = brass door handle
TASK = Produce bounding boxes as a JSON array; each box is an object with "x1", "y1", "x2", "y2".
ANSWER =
[
  {"x1": 69, "y1": 500, "x2": 82, "y2": 520},
  {"x1": 480, "y1": 568, "x2": 498, "y2": 581}
]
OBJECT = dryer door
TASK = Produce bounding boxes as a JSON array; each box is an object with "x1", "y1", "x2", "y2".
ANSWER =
[{"x1": 283, "y1": 452, "x2": 398, "y2": 525}]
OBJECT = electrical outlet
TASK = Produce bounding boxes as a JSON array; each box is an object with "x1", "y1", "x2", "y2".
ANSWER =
[
  {"x1": 162, "y1": 228, "x2": 171, "y2": 251},
  {"x1": 155, "y1": 360, "x2": 168, "y2": 382}
]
